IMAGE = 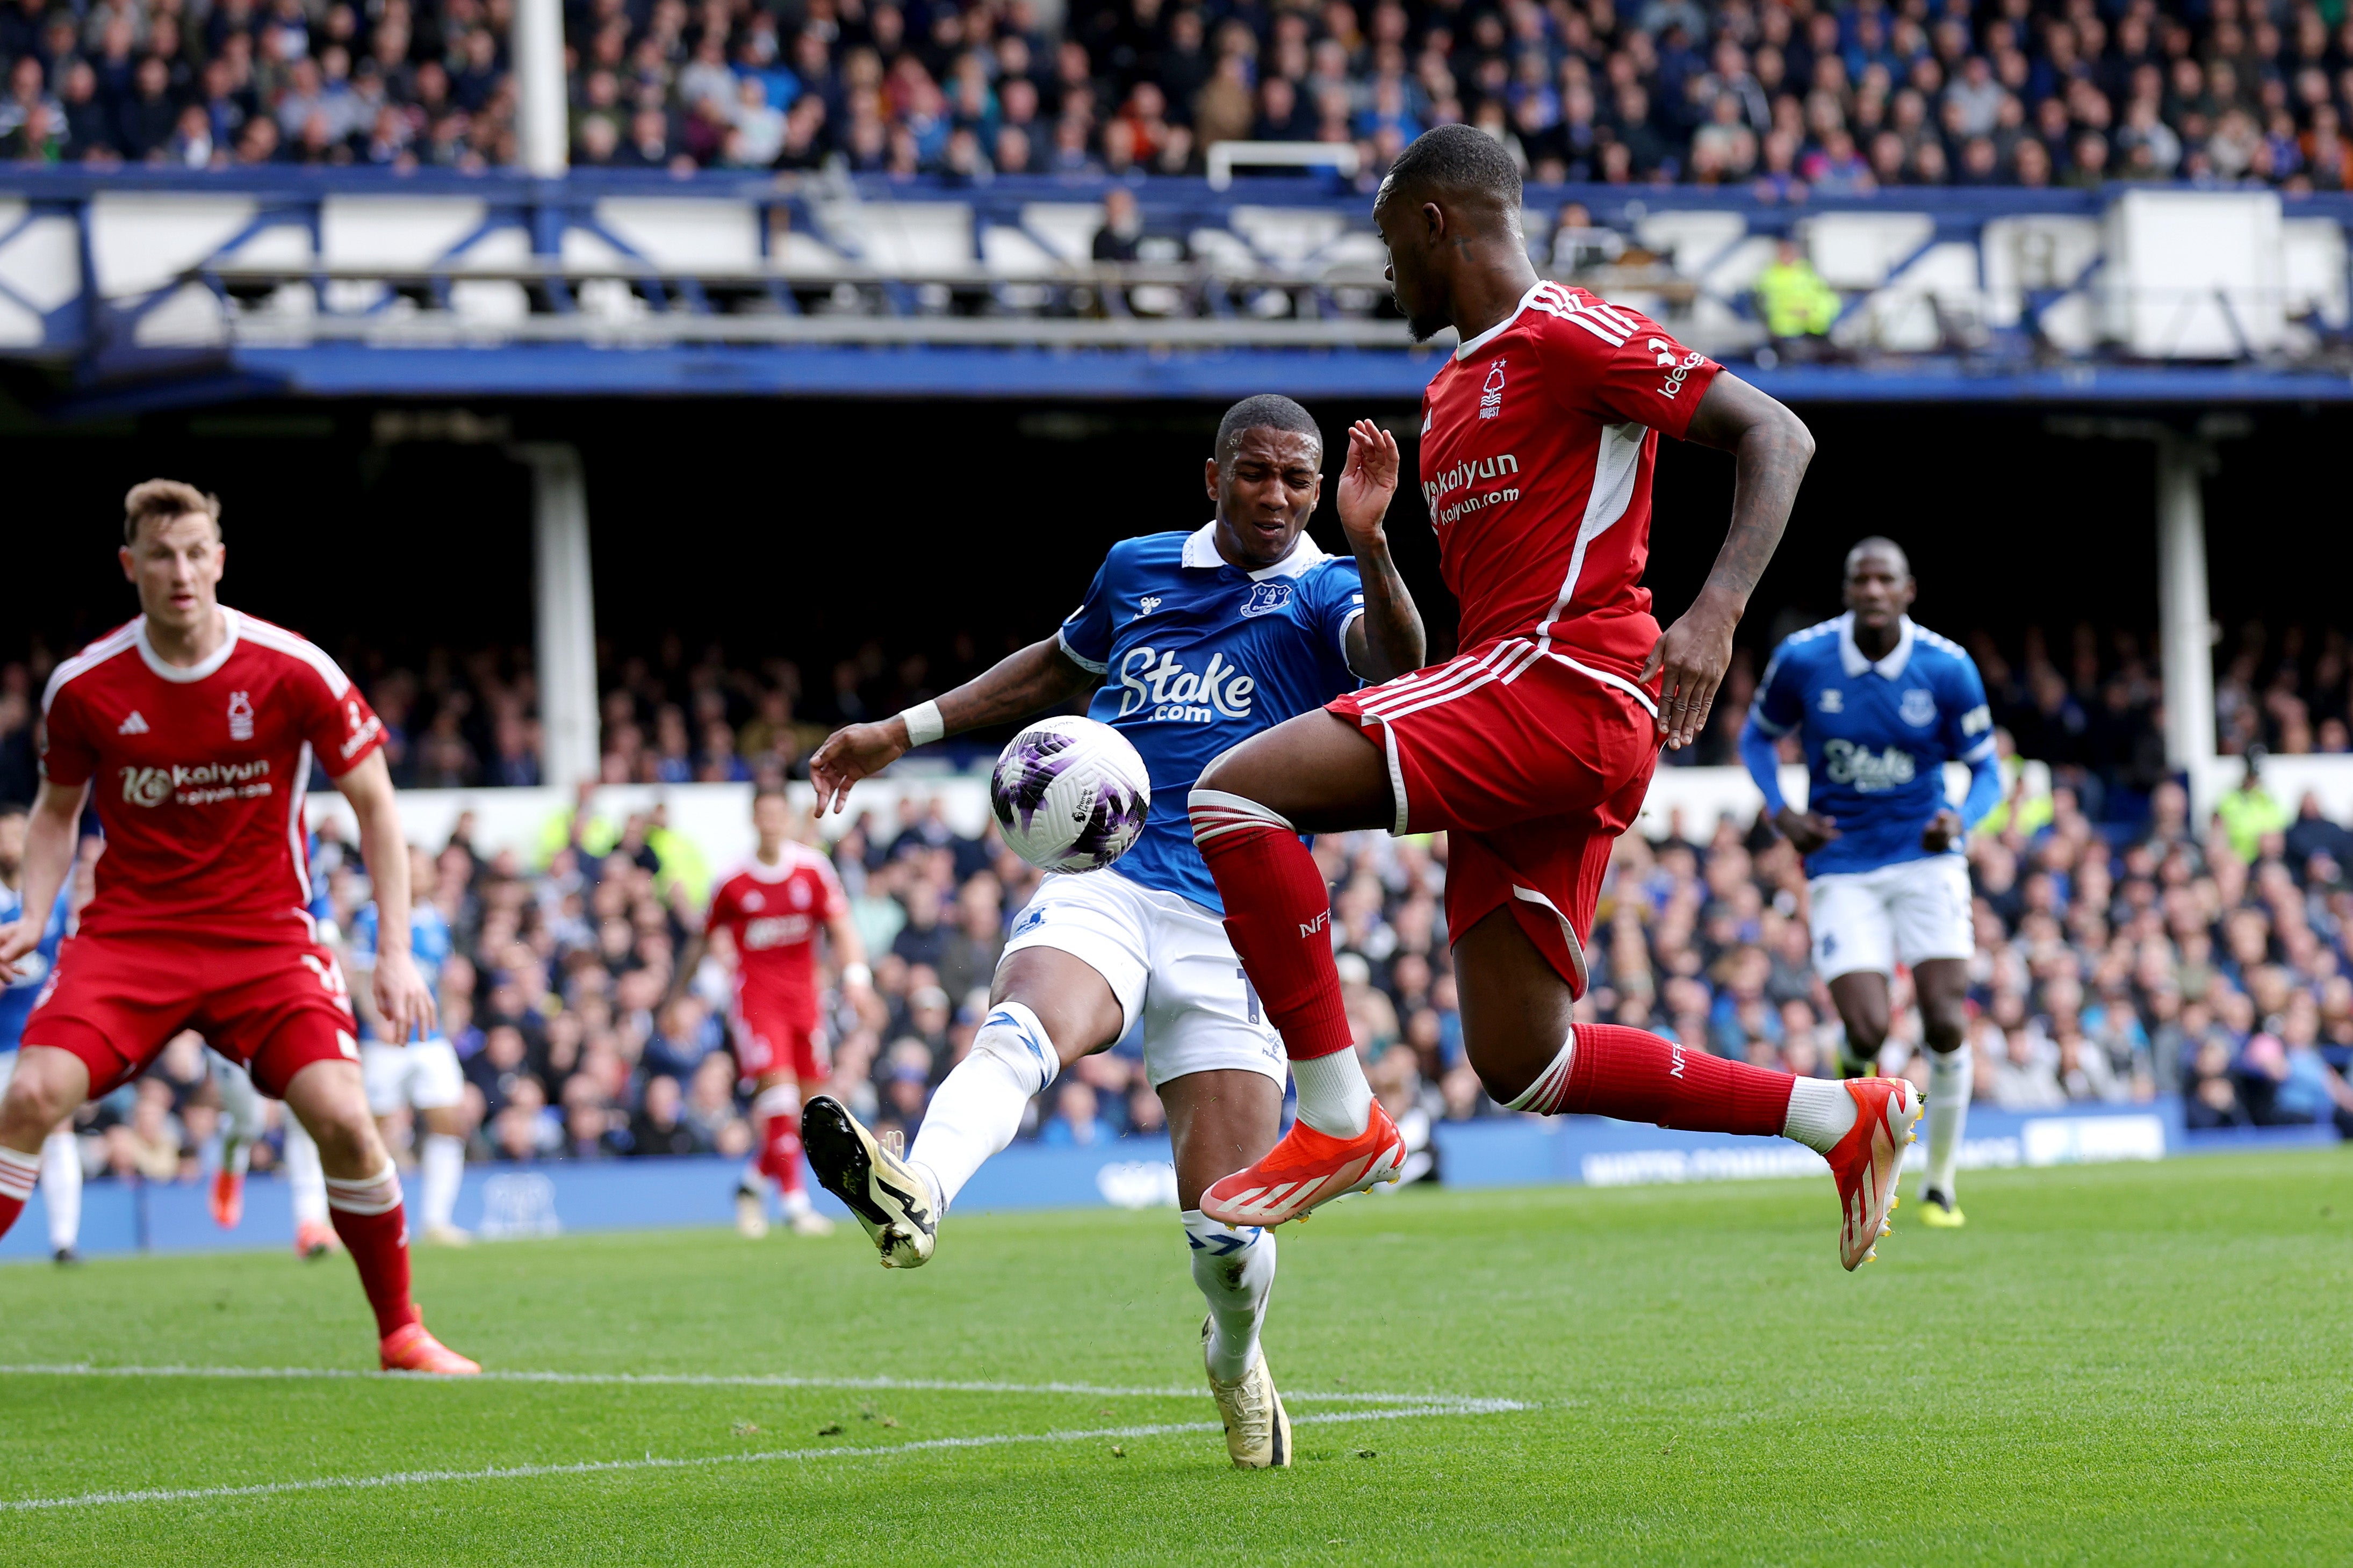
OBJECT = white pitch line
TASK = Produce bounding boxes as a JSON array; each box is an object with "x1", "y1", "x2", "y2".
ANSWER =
[
  {"x1": 0, "y1": 1402, "x2": 1532, "y2": 1513},
  {"x1": 0, "y1": 1363, "x2": 1460, "y2": 1404}
]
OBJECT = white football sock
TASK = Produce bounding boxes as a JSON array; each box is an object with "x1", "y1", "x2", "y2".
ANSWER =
[
  {"x1": 1925, "y1": 1046, "x2": 1971, "y2": 1198},
  {"x1": 39, "y1": 1129, "x2": 80, "y2": 1253},
  {"x1": 420, "y1": 1133, "x2": 465, "y2": 1231},
  {"x1": 283, "y1": 1119, "x2": 329, "y2": 1227},
  {"x1": 1184, "y1": 1209, "x2": 1277, "y2": 1383},
  {"x1": 909, "y1": 1000, "x2": 1061, "y2": 1215},
  {"x1": 1290, "y1": 1050, "x2": 1373, "y2": 1138},
  {"x1": 1781, "y1": 1075, "x2": 1859, "y2": 1154}
]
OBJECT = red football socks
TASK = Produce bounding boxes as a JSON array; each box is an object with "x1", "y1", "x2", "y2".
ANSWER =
[
  {"x1": 325, "y1": 1168, "x2": 421, "y2": 1339},
  {"x1": 1189, "y1": 792, "x2": 1353, "y2": 1061},
  {"x1": 1514, "y1": 1023, "x2": 1794, "y2": 1136},
  {"x1": 757, "y1": 1090, "x2": 807, "y2": 1197}
]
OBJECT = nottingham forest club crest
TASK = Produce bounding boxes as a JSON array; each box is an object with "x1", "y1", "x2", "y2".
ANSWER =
[{"x1": 1480, "y1": 359, "x2": 1506, "y2": 418}]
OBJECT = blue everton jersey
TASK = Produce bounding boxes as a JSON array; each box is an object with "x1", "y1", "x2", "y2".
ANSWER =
[
  {"x1": 1748, "y1": 613, "x2": 1995, "y2": 877},
  {"x1": 0, "y1": 885, "x2": 68, "y2": 1054},
  {"x1": 1057, "y1": 523, "x2": 1365, "y2": 912},
  {"x1": 347, "y1": 899, "x2": 454, "y2": 1038}
]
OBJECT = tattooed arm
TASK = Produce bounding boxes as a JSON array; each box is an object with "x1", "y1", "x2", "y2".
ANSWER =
[{"x1": 1639, "y1": 372, "x2": 1815, "y2": 751}]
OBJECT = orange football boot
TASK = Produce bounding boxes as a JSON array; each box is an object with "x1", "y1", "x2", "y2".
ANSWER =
[
  {"x1": 380, "y1": 1320, "x2": 482, "y2": 1375},
  {"x1": 294, "y1": 1219, "x2": 341, "y2": 1260},
  {"x1": 1200, "y1": 1099, "x2": 1408, "y2": 1227},
  {"x1": 208, "y1": 1168, "x2": 244, "y2": 1230},
  {"x1": 1826, "y1": 1076, "x2": 1924, "y2": 1270}
]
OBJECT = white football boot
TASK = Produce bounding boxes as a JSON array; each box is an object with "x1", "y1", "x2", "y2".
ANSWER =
[{"x1": 1203, "y1": 1318, "x2": 1292, "y2": 1469}]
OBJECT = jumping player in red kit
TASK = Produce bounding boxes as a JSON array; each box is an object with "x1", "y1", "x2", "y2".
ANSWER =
[
  {"x1": 0, "y1": 481, "x2": 479, "y2": 1370},
  {"x1": 673, "y1": 788, "x2": 870, "y2": 1238},
  {"x1": 1188, "y1": 126, "x2": 1924, "y2": 1270}
]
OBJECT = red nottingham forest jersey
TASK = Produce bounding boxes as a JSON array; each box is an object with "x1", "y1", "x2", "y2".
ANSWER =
[
  {"x1": 1417, "y1": 280, "x2": 1721, "y2": 677},
  {"x1": 38, "y1": 609, "x2": 385, "y2": 941},
  {"x1": 704, "y1": 843, "x2": 848, "y2": 1010}
]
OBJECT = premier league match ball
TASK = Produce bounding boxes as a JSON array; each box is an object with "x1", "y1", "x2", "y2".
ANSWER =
[{"x1": 989, "y1": 716, "x2": 1152, "y2": 873}]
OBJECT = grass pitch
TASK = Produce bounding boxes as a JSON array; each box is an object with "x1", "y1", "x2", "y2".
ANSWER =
[{"x1": 1, "y1": 1150, "x2": 2348, "y2": 1565}]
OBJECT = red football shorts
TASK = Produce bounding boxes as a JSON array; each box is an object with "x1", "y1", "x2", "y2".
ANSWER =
[
  {"x1": 1328, "y1": 634, "x2": 1660, "y2": 998},
  {"x1": 731, "y1": 992, "x2": 826, "y2": 1083},
  {"x1": 23, "y1": 930, "x2": 361, "y2": 1098}
]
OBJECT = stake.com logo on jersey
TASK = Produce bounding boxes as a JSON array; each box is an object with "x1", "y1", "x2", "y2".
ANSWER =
[
  {"x1": 118, "y1": 758, "x2": 274, "y2": 807},
  {"x1": 1112, "y1": 646, "x2": 1257, "y2": 724}
]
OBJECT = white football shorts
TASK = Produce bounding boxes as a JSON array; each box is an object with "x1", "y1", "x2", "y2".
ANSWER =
[
  {"x1": 1807, "y1": 854, "x2": 1975, "y2": 982},
  {"x1": 362, "y1": 1037, "x2": 466, "y2": 1116},
  {"x1": 1002, "y1": 866, "x2": 1287, "y2": 1090}
]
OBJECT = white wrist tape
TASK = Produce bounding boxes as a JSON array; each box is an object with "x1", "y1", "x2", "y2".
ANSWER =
[
  {"x1": 899, "y1": 700, "x2": 945, "y2": 747},
  {"x1": 841, "y1": 962, "x2": 872, "y2": 989}
]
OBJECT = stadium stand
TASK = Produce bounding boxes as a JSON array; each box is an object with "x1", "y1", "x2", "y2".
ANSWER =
[{"x1": 4, "y1": 0, "x2": 2352, "y2": 191}]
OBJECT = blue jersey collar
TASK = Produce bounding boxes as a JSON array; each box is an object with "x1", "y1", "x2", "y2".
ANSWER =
[
  {"x1": 1181, "y1": 521, "x2": 1330, "y2": 582},
  {"x1": 1837, "y1": 611, "x2": 1916, "y2": 680}
]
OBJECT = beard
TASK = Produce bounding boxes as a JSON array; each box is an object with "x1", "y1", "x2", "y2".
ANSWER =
[{"x1": 1406, "y1": 306, "x2": 1451, "y2": 343}]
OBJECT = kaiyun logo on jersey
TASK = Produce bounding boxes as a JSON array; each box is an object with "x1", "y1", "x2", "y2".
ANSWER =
[{"x1": 1113, "y1": 646, "x2": 1257, "y2": 724}]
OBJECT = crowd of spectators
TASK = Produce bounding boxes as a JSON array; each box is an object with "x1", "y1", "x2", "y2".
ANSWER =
[
  {"x1": 4, "y1": 0, "x2": 2352, "y2": 192},
  {"x1": 9, "y1": 610, "x2": 2353, "y2": 1185},
  {"x1": 0, "y1": 618, "x2": 2344, "y2": 809},
  {"x1": 49, "y1": 714, "x2": 2353, "y2": 1189}
]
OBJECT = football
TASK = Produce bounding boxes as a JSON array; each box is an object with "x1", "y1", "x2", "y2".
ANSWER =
[{"x1": 988, "y1": 716, "x2": 1152, "y2": 873}]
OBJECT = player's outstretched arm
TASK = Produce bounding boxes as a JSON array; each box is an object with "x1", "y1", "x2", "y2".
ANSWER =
[
  {"x1": 1643, "y1": 373, "x2": 1815, "y2": 750},
  {"x1": 1335, "y1": 418, "x2": 1426, "y2": 683},
  {"x1": 809, "y1": 637, "x2": 1098, "y2": 814},
  {"x1": 0, "y1": 780, "x2": 83, "y2": 978},
  {"x1": 333, "y1": 752, "x2": 435, "y2": 1045}
]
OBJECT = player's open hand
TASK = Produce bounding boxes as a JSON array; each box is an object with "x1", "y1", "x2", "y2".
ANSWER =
[
  {"x1": 1774, "y1": 805, "x2": 1841, "y2": 855},
  {"x1": 0, "y1": 920, "x2": 31, "y2": 981},
  {"x1": 371, "y1": 946, "x2": 437, "y2": 1046},
  {"x1": 810, "y1": 721, "x2": 907, "y2": 815},
  {"x1": 1641, "y1": 588, "x2": 1739, "y2": 750},
  {"x1": 1335, "y1": 418, "x2": 1399, "y2": 544},
  {"x1": 1920, "y1": 808, "x2": 1965, "y2": 854}
]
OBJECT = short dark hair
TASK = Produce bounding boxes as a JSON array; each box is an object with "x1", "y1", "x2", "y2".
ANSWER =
[
  {"x1": 0, "y1": 800, "x2": 27, "y2": 821},
  {"x1": 1381, "y1": 124, "x2": 1523, "y2": 212},
  {"x1": 1845, "y1": 536, "x2": 1911, "y2": 577},
  {"x1": 123, "y1": 479, "x2": 221, "y2": 545},
  {"x1": 1215, "y1": 394, "x2": 1321, "y2": 458},
  {"x1": 753, "y1": 784, "x2": 791, "y2": 808}
]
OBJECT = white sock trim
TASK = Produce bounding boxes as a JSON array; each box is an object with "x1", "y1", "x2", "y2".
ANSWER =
[
  {"x1": 1503, "y1": 1030, "x2": 1575, "y2": 1114},
  {"x1": 325, "y1": 1161, "x2": 403, "y2": 1216},
  {"x1": 1289, "y1": 1049, "x2": 1373, "y2": 1138},
  {"x1": 0, "y1": 1144, "x2": 38, "y2": 1201},
  {"x1": 972, "y1": 1001, "x2": 1060, "y2": 1095},
  {"x1": 1186, "y1": 787, "x2": 1296, "y2": 846},
  {"x1": 1781, "y1": 1076, "x2": 1859, "y2": 1154},
  {"x1": 752, "y1": 1084, "x2": 801, "y2": 1120}
]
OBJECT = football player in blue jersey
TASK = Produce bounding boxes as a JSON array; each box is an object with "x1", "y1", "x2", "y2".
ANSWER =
[
  {"x1": 802, "y1": 394, "x2": 1424, "y2": 1468},
  {"x1": 343, "y1": 845, "x2": 471, "y2": 1246},
  {"x1": 0, "y1": 803, "x2": 83, "y2": 1263},
  {"x1": 1740, "y1": 538, "x2": 2003, "y2": 1227}
]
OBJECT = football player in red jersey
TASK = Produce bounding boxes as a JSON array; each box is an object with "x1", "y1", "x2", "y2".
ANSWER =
[
  {"x1": 671, "y1": 789, "x2": 871, "y2": 1238},
  {"x1": 1188, "y1": 127, "x2": 1922, "y2": 1270},
  {"x1": 0, "y1": 480, "x2": 479, "y2": 1370}
]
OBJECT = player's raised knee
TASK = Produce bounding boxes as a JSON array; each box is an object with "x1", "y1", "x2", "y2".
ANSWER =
[{"x1": 0, "y1": 1046, "x2": 88, "y2": 1139}]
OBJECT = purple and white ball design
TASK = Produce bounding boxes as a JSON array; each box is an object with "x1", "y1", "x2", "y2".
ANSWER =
[{"x1": 989, "y1": 717, "x2": 1152, "y2": 874}]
